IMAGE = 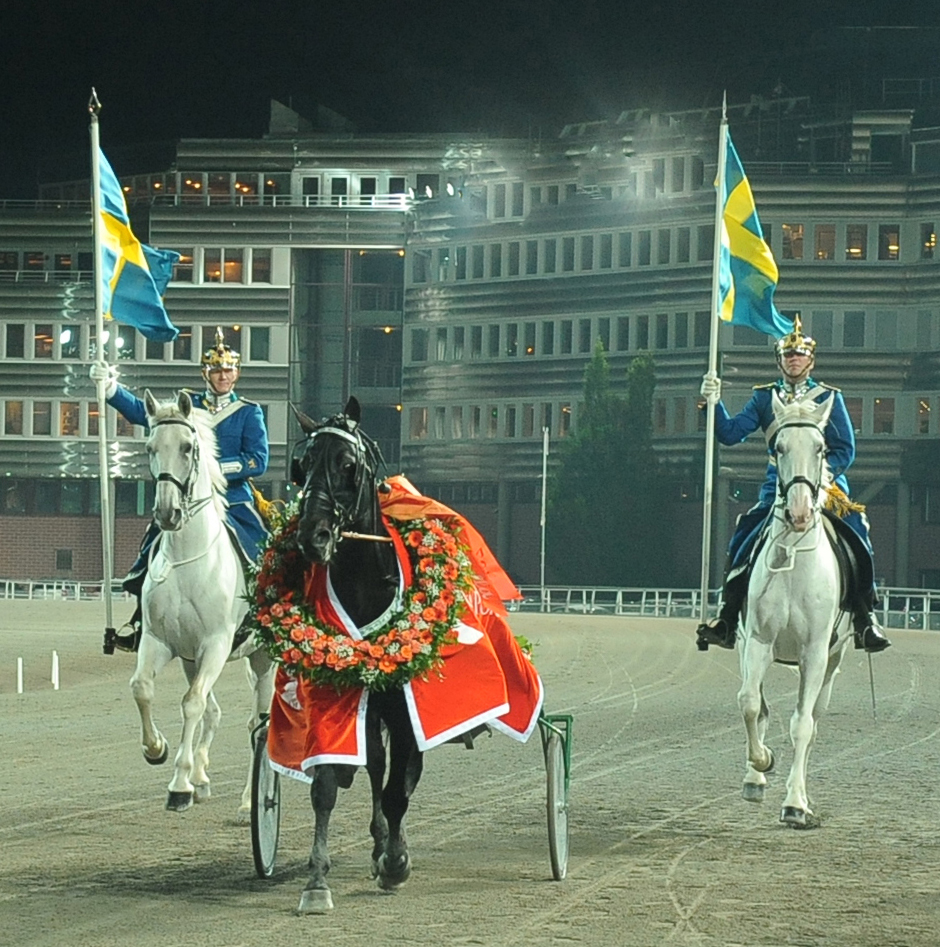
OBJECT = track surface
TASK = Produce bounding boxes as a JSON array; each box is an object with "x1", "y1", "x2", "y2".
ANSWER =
[{"x1": 4, "y1": 602, "x2": 939, "y2": 946}]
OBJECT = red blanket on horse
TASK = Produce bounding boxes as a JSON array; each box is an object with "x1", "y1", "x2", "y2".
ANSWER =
[{"x1": 267, "y1": 476, "x2": 543, "y2": 779}]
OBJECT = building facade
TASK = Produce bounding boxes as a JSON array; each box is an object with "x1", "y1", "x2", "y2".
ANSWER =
[{"x1": 2, "y1": 92, "x2": 940, "y2": 587}]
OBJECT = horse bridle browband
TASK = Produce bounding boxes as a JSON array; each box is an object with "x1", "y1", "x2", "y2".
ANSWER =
[{"x1": 773, "y1": 420, "x2": 826, "y2": 506}]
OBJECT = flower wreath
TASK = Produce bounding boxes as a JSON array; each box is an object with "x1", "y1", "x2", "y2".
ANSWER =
[{"x1": 246, "y1": 501, "x2": 477, "y2": 692}]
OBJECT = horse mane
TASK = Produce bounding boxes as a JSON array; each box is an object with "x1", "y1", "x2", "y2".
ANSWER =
[{"x1": 149, "y1": 397, "x2": 229, "y2": 517}]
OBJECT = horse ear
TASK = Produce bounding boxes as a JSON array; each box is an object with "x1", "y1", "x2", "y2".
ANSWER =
[
  {"x1": 144, "y1": 389, "x2": 158, "y2": 419},
  {"x1": 290, "y1": 403, "x2": 318, "y2": 436},
  {"x1": 177, "y1": 390, "x2": 193, "y2": 417},
  {"x1": 344, "y1": 396, "x2": 361, "y2": 429}
]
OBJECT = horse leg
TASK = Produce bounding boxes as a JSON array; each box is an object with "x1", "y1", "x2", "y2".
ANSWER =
[
  {"x1": 298, "y1": 763, "x2": 356, "y2": 914},
  {"x1": 376, "y1": 692, "x2": 423, "y2": 891},
  {"x1": 238, "y1": 649, "x2": 276, "y2": 818},
  {"x1": 130, "y1": 634, "x2": 174, "y2": 765},
  {"x1": 781, "y1": 646, "x2": 830, "y2": 827},
  {"x1": 365, "y1": 706, "x2": 389, "y2": 878},
  {"x1": 166, "y1": 644, "x2": 229, "y2": 812},
  {"x1": 180, "y1": 658, "x2": 221, "y2": 804},
  {"x1": 738, "y1": 635, "x2": 776, "y2": 802}
]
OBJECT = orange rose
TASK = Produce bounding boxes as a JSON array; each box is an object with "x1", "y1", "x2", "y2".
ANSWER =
[
  {"x1": 369, "y1": 644, "x2": 385, "y2": 658},
  {"x1": 400, "y1": 645, "x2": 413, "y2": 660},
  {"x1": 422, "y1": 606, "x2": 437, "y2": 622},
  {"x1": 407, "y1": 530, "x2": 423, "y2": 547},
  {"x1": 326, "y1": 653, "x2": 338, "y2": 666},
  {"x1": 290, "y1": 628, "x2": 305, "y2": 643},
  {"x1": 379, "y1": 657, "x2": 397, "y2": 674}
]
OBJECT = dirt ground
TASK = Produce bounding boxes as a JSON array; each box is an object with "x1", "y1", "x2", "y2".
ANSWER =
[{"x1": 3, "y1": 601, "x2": 940, "y2": 947}]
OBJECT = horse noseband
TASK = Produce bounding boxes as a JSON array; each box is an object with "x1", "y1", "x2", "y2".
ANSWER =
[{"x1": 150, "y1": 417, "x2": 200, "y2": 500}]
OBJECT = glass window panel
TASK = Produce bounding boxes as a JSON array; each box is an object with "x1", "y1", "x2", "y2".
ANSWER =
[
  {"x1": 116, "y1": 414, "x2": 135, "y2": 437},
  {"x1": 172, "y1": 326, "x2": 192, "y2": 361},
  {"x1": 636, "y1": 315, "x2": 650, "y2": 349},
  {"x1": 252, "y1": 248, "x2": 271, "y2": 283},
  {"x1": 145, "y1": 337, "x2": 165, "y2": 360},
  {"x1": 675, "y1": 312, "x2": 688, "y2": 348},
  {"x1": 781, "y1": 223, "x2": 804, "y2": 260},
  {"x1": 173, "y1": 249, "x2": 194, "y2": 282},
  {"x1": 504, "y1": 405, "x2": 516, "y2": 437},
  {"x1": 845, "y1": 224, "x2": 867, "y2": 260},
  {"x1": 560, "y1": 320, "x2": 572, "y2": 354},
  {"x1": 181, "y1": 173, "x2": 203, "y2": 197},
  {"x1": 815, "y1": 224, "x2": 836, "y2": 260},
  {"x1": 878, "y1": 224, "x2": 900, "y2": 261},
  {"x1": 542, "y1": 321, "x2": 554, "y2": 355},
  {"x1": 875, "y1": 311, "x2": 898, "y2": 348},
  {"x1": 487, "y1": 406, "x2": 498, "y2": 438},
  {"x1": 697, "y1": 225, "x2": 714, "y2": 261},
  {"x1": 843, "y1": 311, "x2": 866, "y2": 347},
  {"x1": 60, "y1": 402, "x2": 80, "y2": 436},
  {"x1": 4, "y1": 400, "x2": 23, "y2": 434},
  {"x1": 526, "y1": 240, "x2": 538, "y2": 275},
  {"x1": 235, "y1": 173, "x2": 258, "y2": 197},
  {"x1": 263, "y1": 174, "x2": 290, "y2": 197},
  {"x1": 208, "y1": 173, "x2": 230, "y2": 197},
  {"x1": 453, "y1": 326, "x2": 464, "y2": 360},
  {"x1": 522, "y1": 404, "x2": 534, "y2": 437},
  {"x1": 559, "y1": 404, "x2": 572, "y2": 437},
  {"x1": 409, "y1": 407, "x2": 428, "y2": 439},
  {"x1": 916, "y1": 397, "x2": 932, "y2": 435},
  {"x1": 873, "y1": 397, "x2": 895, "y2": 434},
  {"x1": 562, "y1": 237, "x2": 575, "y2": 271},
  {"x1": 581, "y1": 236, "x2": 594, "y2": 270},
  {"x1": 33, "y1": 401, "x2": 52, "y2": 435},
  {"x1": 657, "y1": 229, "x2": 671, "y2": 265},
  {"x1": 204, "y1": 249, "x2": 222, "y2": 282},
  {"x1": 674, "y1": 397, "x2": 687, "y2": 433},
  {"x1": 224, "y1": 249, "x2": 244, "y2": 283},
  {"x1": 578, "y1": 319, "x2": 591, "y2": 353},
  {"x1": 616, "y1": 316, "x2": 629, "y2": 351},
  {"x1": 250, "y1": 327, "x2": 270, "y2": 362},
  {"x1": 598, "y1": 318, "x2": 610, "y2": 352},
  {"x1": 411, "y1": 328, "x2": 428, "y2": 362},
  {"x1": 618, "y1": 232, "x2": 632, "y2": 267},
  {"x1": 543, "y1": 239, "x2": 556, "y2": 273},
  {"x1": 59, "y1": 325, "x2": 80, "y2": 358},
  {"x1": 655, "y1": 313, "x2": 668, "y2": 349},
  {"x1": 493, "y1": 183, "x2": 506, "y2": 218},
  {"x1": 489, "y1": 244, "x2": 502, "y2": 278},
  {"x1": 505, "y1": 324, "x2": 518, "y2": 357},
  {"x1": 468, "y1": 406, "x2": 481, "y2": 438},
  {"x1": 451, "y1": 406, "x2": 463, "y2": 438},
  {"x1": 843, "y1": 397, "x2": 862, "y2": 433},
  {"x1": 524, "y1": 322, "x2": 536, "y2": 356},
  {"x1": 470, "y1": 326, "x2": 482, "y2": 358},
  {"x1": 86, "y1": 402, "x2": 99, "y2": 437},
  {"x1": 638, "y1": 230, "x2": 651, "y2": 265},
  {"x1": 61, "y1": 481, "x2": 84, "y2": 515},
  {"x1": 487, "y1": 325, "x2": 500, "y2": 357},
  {"x1": 472, "y1": 245, "x2": 485, "y2": 278},
  {"x1": 507, "y1": 242, "x2": 520, "y2": 276},
  {"x1": 921, "y1": 222, "x2": 936, "y2": 260},
  {"x1": 34, "y1": 324, "x2": 53, "y2": 358},
  {"x1": 455, "y1": 246, "x2": 467, "y2": 279},
  {"x1": 694, "y1": 311, "x2": 710, "y2": 347},
  {"x1": 676, "y1": 228, "x2": 690, "y2": 263},
  {"x1": 116, "y1": 325, "x2": 136, "y2": 360},
  {"x1": 599, "y1": 233, "x2": 612, "y2": 269},
  {"x1": 436, "y1": 327, "x2": 447, "y2": 361},
  {"x1": 6, "y1": 323, "x2": 24, "y2": 357}
]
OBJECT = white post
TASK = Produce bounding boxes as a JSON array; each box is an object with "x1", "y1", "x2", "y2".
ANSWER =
[
  {"x1": 89, "y1": 89, "x2": 116, "y2": 649},
  {"x1": 52, "y1": 651, "x2": 60, "y2": 690},
  {"x1": 698, "y1": 94, "x2": 730, "y2": 624},
  {"x1": 17, "y1": 657, "x2": 23, "y2": 694},
  {"x1": 540, "y1": 426, "x2": 549, "y2": 613}
]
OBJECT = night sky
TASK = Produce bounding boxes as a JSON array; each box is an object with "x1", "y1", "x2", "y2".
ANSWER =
[{"x1": 1, "y1": 0, "x2": 937, "y2": 198}]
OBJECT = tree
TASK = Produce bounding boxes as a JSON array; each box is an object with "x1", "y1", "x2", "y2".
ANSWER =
[{"x1": 545, "y1": 343, "x2": 670, "y2": 586}]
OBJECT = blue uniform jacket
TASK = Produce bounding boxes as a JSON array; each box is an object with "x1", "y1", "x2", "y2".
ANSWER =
[
  {"x1": 715, "y1": 379, "x2": 854, "y2": 507},
  {"x1": 107, "y1": 385, "x2": 269, "y2": 563}
]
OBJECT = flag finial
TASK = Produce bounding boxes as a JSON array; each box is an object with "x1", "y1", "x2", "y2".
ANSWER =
[{"x1": 88, "y1": 88, "x2": 101, "y2": 116}]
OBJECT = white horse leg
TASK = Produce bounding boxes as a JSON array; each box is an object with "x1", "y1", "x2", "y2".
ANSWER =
[
  {"x1": 237, "y1": 650, "x2": 276, "y2": 818},
  {"x1": 130, "y1": 634, "x2": 174, "y2": 765},
  {"x1": 180, "y1": 658, "x2": 222, "y2": 804},
  {"x1": 738, "y1": 634, "x2": 776, "y2": 800},
  {"x1": 781, "y1": 646, "x2": 829, "y2": 825},
  {"x1": 166, "y1": 644, "x2": 230, "y2": 812}
]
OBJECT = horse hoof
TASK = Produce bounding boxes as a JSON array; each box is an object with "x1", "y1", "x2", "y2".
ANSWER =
[
  {"x1": 297, "y1": 887, "x2": 334, "y2": 914},
  {"x1": 193, "y1": 783, "x2": 210, "y2": 804},
  {"x1": 780, "y1": 806, "x2": 807, "y2": 827},
  {"x1": 166, "y1": 790, "x2": 194, "y2": 812},
  {"x1": 742, "y1": 783, "x2": 765, "y2": 803},
  {"x1": 377, "y1": 852, "x2": 411, "y2": 891},
  {"x1": 144, "y1": 739, "x2": 168, "y2": 766}
]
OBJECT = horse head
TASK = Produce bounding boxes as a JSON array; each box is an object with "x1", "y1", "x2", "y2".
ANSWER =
[
  {"x1": 291, "y1": 396, "x2": 384, "y2": 565},
  {"x1": 144, "y1": 389, "x2": 217, "y2": 531},
  {"x1": 771, "y1": 391, "x2": 834, "y2": 532}
]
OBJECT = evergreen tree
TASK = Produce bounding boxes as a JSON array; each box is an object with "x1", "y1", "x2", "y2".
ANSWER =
[{"x1": 545, "y1": 343, "x2": 669, "y2": 586}]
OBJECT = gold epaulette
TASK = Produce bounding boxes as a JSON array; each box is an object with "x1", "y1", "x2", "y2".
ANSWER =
[
  {"x1": 250, "y1": 480, "x2": 284, "y2": 527},
  {"x1": 824, "y1": 484, "x2": 866, "y2": 518},
  {"x1": 752, "y1": 382, "x2": 775, "y2": 390},
  {"x1": 814, "y1": 382, "x2": 841, "y2": 393}
]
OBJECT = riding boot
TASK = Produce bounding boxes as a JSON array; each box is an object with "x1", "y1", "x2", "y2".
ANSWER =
[
  {"x1": 113, "y1": 599, "x2": 142, "y2": 653},
  {"x1": 852, "y1": 608, "x2": 891, "y2": 653},
  {"x1": 696, "y1": 572, "x2": 748, "y2": 651}
]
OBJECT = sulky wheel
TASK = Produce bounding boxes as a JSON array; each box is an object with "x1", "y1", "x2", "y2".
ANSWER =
[
  {"x1": 545, "y1": 729, "x2": 569, "y2": 881},
  {"x1": 250, "y1": 725, "x2": 281, "y2": 879}
]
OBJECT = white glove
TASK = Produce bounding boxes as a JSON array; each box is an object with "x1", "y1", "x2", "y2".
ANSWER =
[
  {"x1": 700, "y1": 371, "x2": 722, "y2": 405},
  {"x1": 89, "y1": 360, "x2": 119, "y2": 399}
]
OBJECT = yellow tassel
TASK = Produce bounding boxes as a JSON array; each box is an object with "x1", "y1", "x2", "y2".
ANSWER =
[
  {"x1": 824, "y1": 484, "x2": 866, "y2": 518},
  {"x1": 250, "y1": 480, "x2": 283, "y2": 527}
]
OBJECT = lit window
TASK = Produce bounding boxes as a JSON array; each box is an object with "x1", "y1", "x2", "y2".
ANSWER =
[
  {"x1": 873, "y1": 397, "x2": 895, "y2": 434},
  {"x1": 845, "y1": 224, "x2": 867, "y2": 260},
  {"x1": 878, "y1": 225, "x2": 900, "y2": 261},
  {"x1": 916, "y1": 397, "x2": 931, "y2": 435},
  {"x1": 782, "y1": 223, "x2": 804, "y2": 260},
  {"x1": 814, "y1": 224, "x2": 836, "y2": 260}
]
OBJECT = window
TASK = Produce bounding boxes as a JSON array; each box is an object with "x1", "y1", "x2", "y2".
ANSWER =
[
  {"x1": 34, "y1": 324, "x2": 53, "y2": 358},
  {"x1": 470, "y1": 326, "x2": 482, "y2": 359},
  {"x1": 878, "y1": 225, "x2": 900, "y2": 261},
  {"x1": 60, "y1": 402, "x2": 79, "y2": 436},
  {"x1": 873, "y1": 397, "x2": 895, "y2": 434},
  {"x1": 618, "y1": 232, "x2": 632, "y2": 267},
  {"x1": 33, "y1": 401, "x2": 52, "y2": 435},
  {"x1": 543, "y1": 239, "x2": 556, "y2": 273},
  {"x1": 252, "y1": 249, "x2": 271, "y2": 283},
  {"x1": 653, "y1": 399, "x2": 667, "y2": 434},
  {"x1": 6, "y1": 324, "x2": 24, "y2": 358},
  {"x1": 437, "y1": 247, "x2": 451, "y2": 280},
  {"x1": 507, "y1": 242, "x2": 520, "y2": 276},
  {"x1": 0, "y1": 251, "x2": 17, "y2": 272},
  {"x1": 472, "y1": 245, "x2": 485, "y2": 279},
  {"x1": 524, "y1": 322, "x2": 536, "y2": 356},
  {"x1": 916, "y1": 397, "x2": 931, "y2": 435},
  {"x1": 921, "y1": 223, "x2": 936, "y2": 260},
  {"x1": 359, "y1": 177, "x2": 376, "y2": 197},
  {"x1": 145, "y1": 337, "x2": 165, "y2": 360},
  {"x1": 487, "y1": 325, "x2": 500, "y2": 358},
  {"x1": 676, "y1": 228, "x2": 690, "y2": 263},
  {"x1": 204, "y1": 249, "x2": 222, "y2": 282},
  {"x1": 60, "y1": 326, "x2": 80, "y2": 359},
  {"x1": 453, "y1": 326, "x2": 465, "y2": 360},
  {"x1": 811, "y1": 311, "x2": 833, "y2": 347},
  {"x1": 493, "y1": 183, "x2": 506, "y2": 218},
  {"x1": 560, "y1": 320, "x2": 573, "y2": 354},
  {"x1": 581, "y1": 236, "x2": 593, "y2": 271},
  {"x1": 330, "y1": 177, "x2": 349, "y2": 204},
  {"x1": 782, "y1": 224, "x2": 804, "y2": 260},
  {"x1": 655, "y1": 313, "x2": 668, "y2": 349},
  {"x1": 843, "y1": 397, "x2": 862, "y2": 433},
  {"x1": 411, "y1": 328, "x2": 428, "y2": 362},
  {"x1": 409, "y1": 407, "x2": 428, "y2": 440},
  {"x1": 542, "y1": 322, "x2": 555, "y2": 355},
  {"x1": 541, "y1": 403, "x2": 553, "y2": 434},
  {"x1": 599, "y1": 234, "x2": 612, "y2": 269},
  {"x1": 208, "y1": 172, "x2": 231, "y2": 198},
  {"x1": 694, "y1": 311, "x2": 710, "y2": 347},
  {"x1": 845, "y1": 224, "x2": 867, "y2": 261},
  {"x1": 451, "y1": 406, "x2": 463, "y2": 439},
  {"x1": 468, "y1": 406, "x2": 481, "y2": 438},
  {"x1": 815, "y1": 224, "x2": 835, "y2": 260},
  {"x1": 172, "y1": 327, "x2": 192, "y2": 361},
  {"x1": 115, "y1": 414, "x2": 136, "y2": 437},
  {"x1": 388, "y1": 176, "x2": 406, "y2": 195},
  {"x1": 4, "y1": 400, "x2": 23, "y2": 434},
  {"x1": 675, "y1": 312, "x2": 688, "y2": 348},
  {"x1": 562, "y1": 237, "x2": 575, "y2": 272},
  {"x1": 522, "y1": 404, "x2": 535, "y2": 437},
  {"x1": 547, "y1": 185, "x2": 559, "y2": 205},
  {"x1": 487, "y1": 406, "x2": 498, "y2": 438},
  {"x1": 116, "y1": 326, "x2": 136, "y2": 361},
  {"x1": 843, "y1": 311, "x2": 865, "y2": 347},
  {"x1": 433, "y1": 407, "x2": 446, "y2": 439},
  {"x1": 505, "y1": 324, "x2": 518, "y2": 357},
  {"x1": 917, "y1": 311, "x2": 933, "y2": 350},
  {"x1": 657, "y1": 229, "x2": 671, "y2": 265},
  {"x1": 674, "y1": 397, "x2": 687, "y2": 434},
  {"x1": 489, "y1": 244, "x2": 502, "y2": 278},
  {"x1": 671, "y1": 156, "x2": 685, "y2": 192},
  {"x1": 598, "y1": 318, "x2": 610, "y2": 352},
  {"x1": 504, "y1": 405, "x2": 516, "y2": 437},
  {"x1": 578, "y1": 319, "x2": 592, "y2": 353},
  {"x1": 173, "y1": 250, "x2": 194, "y2": 282},
  {"x1": 250, "y1": 327, "x2": 270, "y2": 362},
  {"x1": 456, "y1": 247, "x2": 467, "y2": 280},
  {"x1": 697, "y1": 225, "x2": 714, "y2": 261},
  {"x1": 636, "y1": 315, "x2": 649, "y2": 349},
  {"x1": 560, "y1": 404, "x2": 572, "y2": 437},
  {"x1": 638, "y1": 230, "x2": 651, "y2": 265},
  {"x1": 530, "y1": 186, "x2": 541, "y2": 206},
  {"x1": 511, "y1": 182, "x2": 524, "y2": 216},
  {"x1": 616, "y1": 316, "x2": 629, "y2": 351},
  {"x1": 55, "y1": 549, "x2": 73, "y2": 569},
  {"x1": 87, "y1": 403, "x2": 99, "y2": 437}
]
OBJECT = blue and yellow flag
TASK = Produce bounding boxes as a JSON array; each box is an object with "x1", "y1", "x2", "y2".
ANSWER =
[
  {"x1": 718, "y1": 133, "x2": 792, "y2": 338},
  {"x1": 98, "y1": 148, "x2": 180, "y2": 342}
]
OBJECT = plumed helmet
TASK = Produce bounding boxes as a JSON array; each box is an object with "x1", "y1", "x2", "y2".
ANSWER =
[
  {"x1": 201, "y1": 326, "x2": 241, "y2": 370},
  {"x1": 774, "y1": 315, "x2": 816, "y2": 360}
]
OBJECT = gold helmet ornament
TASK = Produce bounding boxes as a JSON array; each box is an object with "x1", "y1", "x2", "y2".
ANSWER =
[
  {"x1": 774, "y1": 315, "x2": 816, "y2": 361},
  {"x1": 201, "y1": 326, "x2": 241, "y2": 370}
]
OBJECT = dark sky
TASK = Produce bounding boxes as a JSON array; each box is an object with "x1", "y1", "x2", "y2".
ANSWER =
[{"x1": 1, "y1": 0, "x2": 938, "y2": 198}]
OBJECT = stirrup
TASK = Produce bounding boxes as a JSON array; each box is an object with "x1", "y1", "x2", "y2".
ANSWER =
[
  {"x1": 854, "y1": 622, "x2": 891, "y2": 654},
  {"x1": 695, "y1": 618, "x2": 735, "y2": 651},
  {"x1": 113, "y1": 622, "x2": 141, "y2": 653}
]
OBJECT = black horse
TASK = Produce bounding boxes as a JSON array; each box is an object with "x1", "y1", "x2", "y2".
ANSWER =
[{"x1": 291, "y1": 397, "x2": 422, "y2": 914}]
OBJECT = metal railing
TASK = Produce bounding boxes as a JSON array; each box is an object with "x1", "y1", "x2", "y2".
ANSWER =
[{"x1": 511, "y1": 586, "x2": 940, "y2": 631}]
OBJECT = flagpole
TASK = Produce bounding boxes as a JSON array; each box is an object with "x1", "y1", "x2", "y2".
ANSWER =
[
  {"x1": 540, "y1": 425, "x2": 549, "y2": 612},
  {"x1": 89, "y1": 89, "x2": 117, "y2": 653},
  {"x1": 698, "y1": 92, "x2": 729, "y2": 624}
]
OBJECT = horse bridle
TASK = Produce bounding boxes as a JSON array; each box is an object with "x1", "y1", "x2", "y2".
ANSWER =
[
  {"x1": 149, "y1": 416, "x2": 209, "y2": 515},
  {"x1": 773, "y1": 420, "x2": 827, "y2": 508}
]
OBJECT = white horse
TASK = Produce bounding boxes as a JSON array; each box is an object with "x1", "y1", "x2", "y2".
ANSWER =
[
  {"x1": 737, "y1": 391, "x2": 853, "y2": 828},
  {"x1": 130, "y1": 390, "x2": 274, "y2": 814}
]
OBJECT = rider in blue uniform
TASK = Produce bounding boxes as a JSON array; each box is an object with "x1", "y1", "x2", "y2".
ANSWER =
[
  {"x1": 90, "y1": 328, "x2": 269, "y2": 652},
  {"x1": 695, "y1": 317, "x2": 890, "y2": 654}
]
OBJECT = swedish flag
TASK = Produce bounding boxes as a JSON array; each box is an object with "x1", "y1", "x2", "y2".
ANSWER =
[
  {"x1": 718, "y1": 133, "x2": 792, "y2": 337},
  {"x1": 97, "y1": 148, "x2": 180, "y2": 342}
]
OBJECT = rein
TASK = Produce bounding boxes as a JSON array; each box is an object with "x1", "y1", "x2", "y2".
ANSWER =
[{"x1": 149, "y1": 415, "x2": 217, "y2": 523}]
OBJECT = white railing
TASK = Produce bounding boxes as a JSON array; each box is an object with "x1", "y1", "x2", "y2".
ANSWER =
[{"x1": 511, "y1": 586, "x2": 940, "y2": 631}]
